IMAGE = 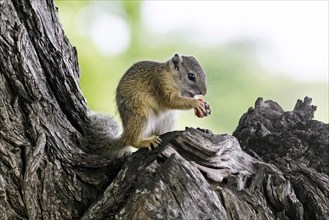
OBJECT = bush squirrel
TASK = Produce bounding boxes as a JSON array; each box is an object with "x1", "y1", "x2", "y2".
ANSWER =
[{"x1": 85, "y1": 53, "x2": 208, "y2": 158}]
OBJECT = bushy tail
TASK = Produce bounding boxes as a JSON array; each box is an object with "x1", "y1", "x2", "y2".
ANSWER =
[{"x1": 84, "y1": 111, "x2": 131, "y2": 158}]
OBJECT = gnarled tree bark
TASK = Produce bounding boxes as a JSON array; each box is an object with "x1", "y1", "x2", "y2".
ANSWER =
[
  {"x1": 0, "y1": 0, "x2": 328, "y2": 219},
  {"x1": 1, "y1": 0, "x2": 122, "y2": 219}
]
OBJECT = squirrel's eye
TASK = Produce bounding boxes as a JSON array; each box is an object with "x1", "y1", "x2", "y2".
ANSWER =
[{"x1": 188, "y1": 73, "x2": 196, "y2": 82}]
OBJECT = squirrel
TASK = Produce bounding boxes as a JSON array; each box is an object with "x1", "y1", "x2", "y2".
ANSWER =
[{"x1": 84, "y1": 53, "x2": 208, "y2": 158}]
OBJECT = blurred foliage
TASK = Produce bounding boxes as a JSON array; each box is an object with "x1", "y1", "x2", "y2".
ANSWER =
[{"x1": 55, "y1": 1, "x2": 328, "y2": 134}]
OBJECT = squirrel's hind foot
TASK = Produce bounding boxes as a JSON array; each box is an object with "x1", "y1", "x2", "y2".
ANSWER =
[
  {"x1": 133, "y1": 136, "x2": 162, "y2": 150},
  {"x1": 149, "y1": 136, "x2": 162, "y2": 150}
]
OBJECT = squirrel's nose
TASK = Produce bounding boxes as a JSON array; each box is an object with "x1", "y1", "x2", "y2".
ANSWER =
[{"x1": 200, "y1": 87, "x2": 207, "y2": 96}]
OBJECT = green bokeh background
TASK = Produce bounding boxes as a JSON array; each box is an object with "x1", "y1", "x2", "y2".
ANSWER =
[{"x1": 55, "y1": 1, "x2": 328, "y2": 134}]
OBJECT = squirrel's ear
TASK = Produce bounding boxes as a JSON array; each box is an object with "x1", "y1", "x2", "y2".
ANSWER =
[{"x1": 171, "y1": 53, "x2": 183, "y2": 71}]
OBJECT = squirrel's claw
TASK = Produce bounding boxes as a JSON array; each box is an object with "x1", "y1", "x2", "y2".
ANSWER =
[{"x1": 150, "y1": 136, "x2": 162, "y2": 150}]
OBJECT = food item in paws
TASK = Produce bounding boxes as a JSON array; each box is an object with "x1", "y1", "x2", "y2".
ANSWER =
[{"x1": 194, "y1": 98, "x2": 212, "y2": 118}]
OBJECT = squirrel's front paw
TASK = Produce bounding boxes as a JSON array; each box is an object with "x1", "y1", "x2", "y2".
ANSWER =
[
  {"x1": 193, "y1": 99, "x2": 206, "y2": 117},
  {"x1": 194, "y1": 98, "x2": 212, "y2": 118}
]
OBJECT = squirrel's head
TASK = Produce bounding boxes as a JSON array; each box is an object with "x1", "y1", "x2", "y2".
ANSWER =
[{"x1": 169, "y1": 53, "x2": 207, "y2": 98}]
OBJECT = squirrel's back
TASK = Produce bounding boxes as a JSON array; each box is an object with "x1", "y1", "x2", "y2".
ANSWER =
[
  {"x1": 116, "y1": 61, "x2": 166, "y2": 93},
  {"x1": 115, "y1": 60, "x2": 168, "y2": 115}
]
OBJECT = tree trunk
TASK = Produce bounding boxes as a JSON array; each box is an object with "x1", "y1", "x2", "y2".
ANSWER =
[
  {"x1": 1, "y1": 1, "x2": 328, "y2": 220},
  {"x1": 1, "y1": 0, "x2": 121, "y2": 219}
]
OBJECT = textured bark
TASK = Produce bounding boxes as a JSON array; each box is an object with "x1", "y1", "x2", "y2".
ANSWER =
[
  {"x1": 1, "y1": 0, "x2": 328, "y2": 220},
  {"x1": 233, "y1": 97, "x2": 329, "y2": 220},
  {"x1": 82, "y1": 97, "x2": 329, "y2": 220},
  {"x1": 0, "y1": 0, "x2": 122, "y2": 219}
]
